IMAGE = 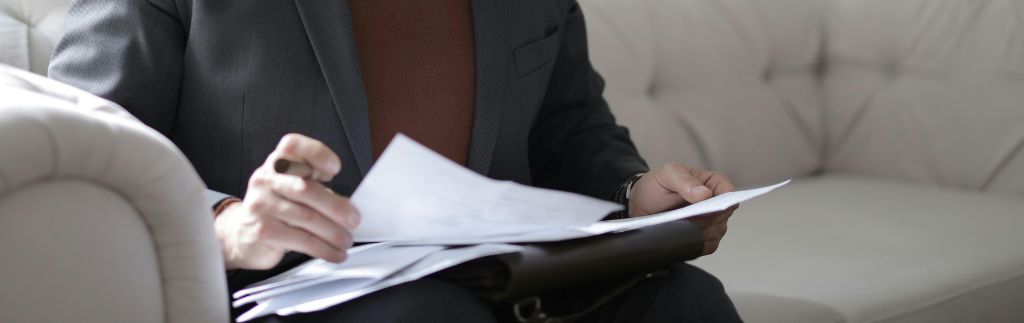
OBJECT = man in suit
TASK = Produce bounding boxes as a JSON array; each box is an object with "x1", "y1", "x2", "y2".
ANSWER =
[{"x1": 50, "y1": 0, "x2": 743, "y2": 321}]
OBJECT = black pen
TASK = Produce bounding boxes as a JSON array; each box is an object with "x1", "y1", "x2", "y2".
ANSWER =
[{"x1": 274, "y1": 158, "x2": 328, "y2": 182}]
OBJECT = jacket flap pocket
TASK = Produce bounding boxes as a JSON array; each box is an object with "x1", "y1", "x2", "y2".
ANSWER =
[{"x1": 514, "y1": 29, "x2": 561, "y2": 77}]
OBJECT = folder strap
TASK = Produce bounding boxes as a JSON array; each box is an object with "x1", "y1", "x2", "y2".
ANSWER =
[{"x1": 511, "y1": 269, "x2": 668, "y2": 323}]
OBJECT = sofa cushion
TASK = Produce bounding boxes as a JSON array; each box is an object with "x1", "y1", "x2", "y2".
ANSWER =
[
  {"x1": 824, "y1": 0, "x2": 1024, "y2": 195},
  {"x1": 729, "y1": 292, "x2": 844, "y2": 323},
  {"x1": 582, "y1": 0, "x2": 827, "y2": 187},
  {"x1": 693, "y1": 174, "x2": 1024, "y2": 322}
]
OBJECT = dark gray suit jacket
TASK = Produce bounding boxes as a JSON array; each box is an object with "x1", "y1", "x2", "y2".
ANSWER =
[{"x1": 51, "y1": 0, "x2": 648, "y2": 204}]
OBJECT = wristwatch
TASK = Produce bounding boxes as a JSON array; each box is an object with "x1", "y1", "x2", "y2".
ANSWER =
[{"x1": 609, "y1": 172, "x2": 646, "y2": 220}]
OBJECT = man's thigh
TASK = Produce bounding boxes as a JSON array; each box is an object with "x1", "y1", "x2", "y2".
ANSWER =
[
  {"x1": 576, "y1": 263, "x2": 743, "y2": 323},
  {"x1": 248, "y1": 278, "x2": 497, "y2": 323}
]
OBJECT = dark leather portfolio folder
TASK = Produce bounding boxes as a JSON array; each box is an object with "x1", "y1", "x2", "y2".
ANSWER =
[{"x1": 434, "y1": 220, "x2": 705, "y2": 302}]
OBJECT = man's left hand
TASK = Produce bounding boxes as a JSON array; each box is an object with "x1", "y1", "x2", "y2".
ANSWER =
[{"x1": 628, "y1": 162, "x2": 737, "y2": 256}]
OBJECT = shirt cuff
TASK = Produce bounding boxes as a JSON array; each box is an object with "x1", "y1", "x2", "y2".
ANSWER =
[
  {"x1": 205, "y1": 189, "x2": 241, "y2": 217},
  {"x1": 205, "y1": 189, "x2": 232, "y2": 209}
]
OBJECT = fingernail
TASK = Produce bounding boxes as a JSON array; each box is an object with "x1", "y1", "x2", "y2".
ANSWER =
[{"x1": 691, "y1": 186, "x2": 711, "y2": 195}]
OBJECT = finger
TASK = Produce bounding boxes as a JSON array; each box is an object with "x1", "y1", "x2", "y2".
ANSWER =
[
  {"x1": 687, "y1": 215, "x2": 715, "y2": 230},
  {"x1": 273, "y1": 133, "x2": 342, "y2": 181},
  {"x1": 712, "y1": 205, "x2": 738, "y2": 224},
  {"x1": 704, "y1": 239, "x2": 721, "y2": 256},
  {"x1": 261, "y1": 219, "x2": 347, "y2": 263},
  {"x1": 657, "y1": 163, "x2": 713, "y2": 203},
  {"x1": 710, "y1": 213, "x2": 730, "y2": 226},
  {"x1": 707, "y1": 221, "x2": 728, "y2": 237},
  {"x1": 268, "y1": 174, "x2": 361, "y2": 230},
  {"x1": 687, "y1": 204, "x2": 735, "y2": 224},
  {"x1": 269, "y1": 194, "x2": 353, "y2": 250},
  {"x1": 696, "y1": 171, "x2": 735, "y2": 196},
  {"x1": 723, "y1": 204, "x2": 738, "y2": 219}
]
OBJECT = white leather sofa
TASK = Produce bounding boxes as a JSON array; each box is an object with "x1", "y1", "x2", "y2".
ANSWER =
[
  {"x1": 582, "y1": 0, "x2": 1024, "y2": 322},
  {"x1": 0, "y1": 66, "x2": 229, "y2": 321},
  {"x1": 1, "y1": 2, "x2": 229, "y2": 322},
  {"x1": 3, "y1": 0, "x2": 1022, "y2": 322}
]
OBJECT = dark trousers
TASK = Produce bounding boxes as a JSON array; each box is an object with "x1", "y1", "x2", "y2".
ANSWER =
[{"x1": 247, "y1": 263, "x2": 742, "y2": 323}]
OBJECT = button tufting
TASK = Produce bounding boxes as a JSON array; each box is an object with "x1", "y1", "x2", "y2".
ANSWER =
[
  {"x1": 884, "y1": 62, "x2": 900, "y2": 80},
  {"x1": 0, "y1": 8, "x2": 27, "y2": 25}
]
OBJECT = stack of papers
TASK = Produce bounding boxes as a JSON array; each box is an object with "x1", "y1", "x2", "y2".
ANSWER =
[
  {"x1": 234, "y1": 134, "x2": 789, "y2": 321},
  {"x1": 235, "y1": 243, "x2": 524, "y2": 321}
]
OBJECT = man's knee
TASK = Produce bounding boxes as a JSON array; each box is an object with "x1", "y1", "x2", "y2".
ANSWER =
[
  {"x1": 367, "y1": 279, "x2": 496, "y2": 322},
  {"x1": 666, "y1": 263, "x2": 729, "y2": 296},
  {"x1": 651, "y1": 263, "x2": 742, "y2": 322}
]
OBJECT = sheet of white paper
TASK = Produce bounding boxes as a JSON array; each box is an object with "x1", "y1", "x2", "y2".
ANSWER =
[
  {"x1": 388, "y1": 227, "x2": 596, "y2": 245},
  {"x1": 236, "y1": 244, "x2": 524, "y2": 322},
  {"x1": 232, "y1": 242, "x2": 395, "y2": 299},
  {"x1": 233, "y1": 245, "x2": 444, "y2": 306},
  {"x1": 388, "y1": 180, "x2": 791, "y2": 245},
  {"x1": 351, "y1": 134, "x2": 622, "y2": 242},
  {"x1": 583, "y1": 180, "x2": 791, "y2": 235},
  {"x1": 236, "y1": 278, "x2": 378, "y2": 323}
]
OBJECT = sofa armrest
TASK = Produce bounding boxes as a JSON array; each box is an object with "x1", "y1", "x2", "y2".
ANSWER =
[{"x1": 0, "y1": 65, "x2": 229, "y2": 323}]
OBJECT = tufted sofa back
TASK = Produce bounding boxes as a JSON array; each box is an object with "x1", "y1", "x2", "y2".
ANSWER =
[
  {"x1": 823, "y1": 0, "x2": 1024, "y2": 195},
  {"x1": 584, "y1": 0, "x2": 1024, "y2": 194},
  {"x1": 583, "y1": 0, "x2": 827, "y2": 187},
  {"x1": 0, "y1": 0, "x2": 69, "y2": 75}
]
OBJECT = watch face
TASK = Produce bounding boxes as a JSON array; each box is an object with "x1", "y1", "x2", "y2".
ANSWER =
[{"x1": 625, "y1": 173, "x2": 644, "y2": 200}]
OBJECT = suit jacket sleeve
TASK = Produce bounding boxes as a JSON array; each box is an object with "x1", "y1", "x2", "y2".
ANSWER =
[
  {"x1": 529, "y1": 1, "x2": 649, "y2": 200},
  {"x1": 50, "y1": 0, "x2": 232, "y2": 208},
  {"x1": 50, "y1": 0, "x2": 185, "y2": 136}
]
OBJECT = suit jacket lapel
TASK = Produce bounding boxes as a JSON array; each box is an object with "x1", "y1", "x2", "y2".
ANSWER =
[
  {"x1": 467, "y1": 0, "x2": 510, "y2": 176},
  {"x1": 293, "y1": 0, "x2": 373, "y2": 176}
]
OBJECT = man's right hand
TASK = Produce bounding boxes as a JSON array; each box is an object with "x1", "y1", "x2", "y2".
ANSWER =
[{"x1": 214, "y1": 134, "x2": 360, "y2": 270}]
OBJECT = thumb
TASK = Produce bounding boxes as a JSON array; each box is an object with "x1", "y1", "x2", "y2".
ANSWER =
[{"x1": 657, "y1": 164, "x2": 713, "y2": 203}]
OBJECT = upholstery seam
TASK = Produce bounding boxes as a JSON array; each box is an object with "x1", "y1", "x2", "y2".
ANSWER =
[
  {"x1": 767, "y1": 79, "x2": 821, "y2": 156},
  {"x1": 828, "y1": 72, "x2": 886, "y2": 151},
  {"x1": 980, "y1": 124, "x2": 1024, "y2": 190},
  {"x1": 666, "y1": 102, "x2": 712, "y2": 170},
  {"x1": 23, "y1": 20, "x2": 32, "y2": 72},
  {"x1": 817, "y1": 0, "x2": 831, "y2": 174},
  {"x1": 709, "y1": 0, "x2": 765, "y2": 69}
]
